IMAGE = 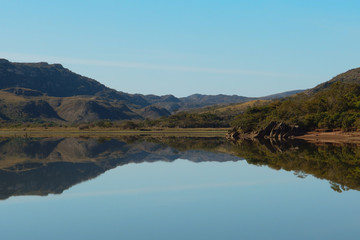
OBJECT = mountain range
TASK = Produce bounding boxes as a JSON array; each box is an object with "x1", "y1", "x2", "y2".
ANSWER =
[{"x1": 0, "y1": 58, "x2": 301, "y2": 124}]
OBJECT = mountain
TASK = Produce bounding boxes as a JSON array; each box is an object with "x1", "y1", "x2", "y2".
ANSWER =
[
  {"x1": 0, "y1": 58, "x2": 150, "y2": 106},
  {"x1": 0, "y1": 59, "x2": 169, "y2": 123},
  {"x1": 142, "y1": 94, "x2": 182, "y2": 112},
  {"x1": 0, "y1": 58, "x2": 301, "y2": 124}
]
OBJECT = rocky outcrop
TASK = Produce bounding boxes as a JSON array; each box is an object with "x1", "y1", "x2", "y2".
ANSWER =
[
  {"x1": 226, "y1": 127, "x2": 241, "y2": 141},
  {"x1": 256, "y1": 121, "x2": 302, "y2": 139},
  {"x1": 226, "y1": 121, "x2": 303, "y2": 141}
]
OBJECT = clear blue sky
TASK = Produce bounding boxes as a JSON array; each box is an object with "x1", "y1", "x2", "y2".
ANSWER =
[{"x1": 1, "y1": 0, "x2": 360, "y2": 97}]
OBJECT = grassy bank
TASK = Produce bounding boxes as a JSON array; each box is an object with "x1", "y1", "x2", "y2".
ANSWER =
[{"x1": 0, "y1": 127, "x2": 229, "y2": 138}]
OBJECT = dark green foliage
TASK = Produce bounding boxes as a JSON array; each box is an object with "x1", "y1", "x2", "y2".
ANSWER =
[
  {"x1": 151, "y1": 112, "x2": 229, "y2": 128},
  {"x1": 231, "y1": 82, "x2": 360, "y2": 131},
  {"x1": 121, "y1": 120, "x2": 140, "y2": 130},
  {"x1": 114, "y1": 112, "x2": 230, "y2": 129},
  {"x1": 96, "y1": 119, "x2": 113, "y2": 128},
  {"x1": 231, "y1": 101, "x2": 281, "y2": 132}
]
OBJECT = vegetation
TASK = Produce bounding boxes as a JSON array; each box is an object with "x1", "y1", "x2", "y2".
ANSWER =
[
  {"x1": 113, "y1": 100, "x2": 271, "y2": 129},
  {"x1": 150, "y1": 112, "x2": 229, "y2": 128},
  {"x1": 231, "y1": 82, "x2": 360, "y2": 132},
  {"x1": 228, "y1": 139, "x2": 360, "y2": 192}
]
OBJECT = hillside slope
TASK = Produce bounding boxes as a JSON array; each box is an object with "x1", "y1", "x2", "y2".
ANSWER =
[
  {"x1": 0, "y1": 89, "x2": 142, "y2": 123},
  {"x1": 0, "y1": 59, "x2": 106, "y2": 97},
  {"x1": 231, "y1": 67, "x2": 360, "y2": 133},
  {"x1": 0, "y1": 59, "x2": 151, "y2": 108}
]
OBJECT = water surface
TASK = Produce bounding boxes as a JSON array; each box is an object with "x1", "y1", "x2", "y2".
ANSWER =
[{"x1": 0, "y1": 136, "x2": 359, "y2": 239}]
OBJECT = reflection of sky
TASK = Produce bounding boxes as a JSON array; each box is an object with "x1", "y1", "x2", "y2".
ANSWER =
[{"x1": 1, "y1": 159, "x2": 360, "y2": 240}]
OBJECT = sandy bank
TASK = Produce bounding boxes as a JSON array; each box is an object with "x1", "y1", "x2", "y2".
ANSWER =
[{"x1": 296, "y1": 130, "x2": 360, "y2": 144}]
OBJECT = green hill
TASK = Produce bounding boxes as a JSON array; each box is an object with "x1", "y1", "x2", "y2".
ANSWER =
[{"x1": 231, "y1": 67, "x2": 360, "y2": 132}]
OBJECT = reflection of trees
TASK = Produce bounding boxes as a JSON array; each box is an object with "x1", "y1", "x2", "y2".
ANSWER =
[
  {"x1": 1, "y1": 136, "x2": 360, "y2": 200},
  {"x1": 229, "y1": 139, "x2": 360, "y2": 192}
]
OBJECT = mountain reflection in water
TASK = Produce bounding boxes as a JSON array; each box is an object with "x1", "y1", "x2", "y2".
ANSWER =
[{"x1": 0, "y1": 136, "x2": 360, "y2": 200}]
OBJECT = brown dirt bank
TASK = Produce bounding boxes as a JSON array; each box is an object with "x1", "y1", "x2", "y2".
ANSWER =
[{"x1": 296, "y1": 130, "x2": 360, "y2": 144}]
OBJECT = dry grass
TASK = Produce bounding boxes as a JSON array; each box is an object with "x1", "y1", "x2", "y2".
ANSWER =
[
  {"x1": 0, "y1": 90, "x2": 28, "y2": 103},
  {"x1": 214, "y1": 99, "x2": 271, "y2": 113},
  {"x1": 191, "y1": 99, "x2": 271, "y2": 116}
]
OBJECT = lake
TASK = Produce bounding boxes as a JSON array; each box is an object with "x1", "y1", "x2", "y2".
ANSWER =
[{"x1": 0, "y1": 136, "x2": 359, "y2": 240}]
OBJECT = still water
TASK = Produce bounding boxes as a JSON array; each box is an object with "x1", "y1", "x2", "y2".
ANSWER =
[{"x1": 0, "y1": 136, "x2": 359, "y2": 239}]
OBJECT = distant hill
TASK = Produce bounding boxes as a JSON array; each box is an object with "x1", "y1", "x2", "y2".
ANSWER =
[
  {"x1": 179, "y1": 94, "x2": 255, "y2": 110},
  {"x1": 177, "y1": 90, "x2": 304, "y2": 109},
  {"x1": 0, "y1": 58, "x2": 301, "y2": 124},
  {"x1": 260, "y1": 90, "x2": 304, "y2": 100},
  {"x1": 193, "y1": 99, "x2": 272, "y2": 115}
]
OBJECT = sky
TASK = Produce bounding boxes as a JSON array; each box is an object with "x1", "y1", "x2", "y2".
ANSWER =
[{"x1": 1, "y1": 0, "x2": 360, "y2": 97}]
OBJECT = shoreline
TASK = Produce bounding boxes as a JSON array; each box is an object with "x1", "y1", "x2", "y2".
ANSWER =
[
  {"x1": 296, "y1": 130, "x2": 360, "y2": 144},
  {"x1": 0, "y1": 128, "x2": 228, "y2": 138},
  {"x1": 1, "y1": 127, "x2": 360, "y2": 144}
]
